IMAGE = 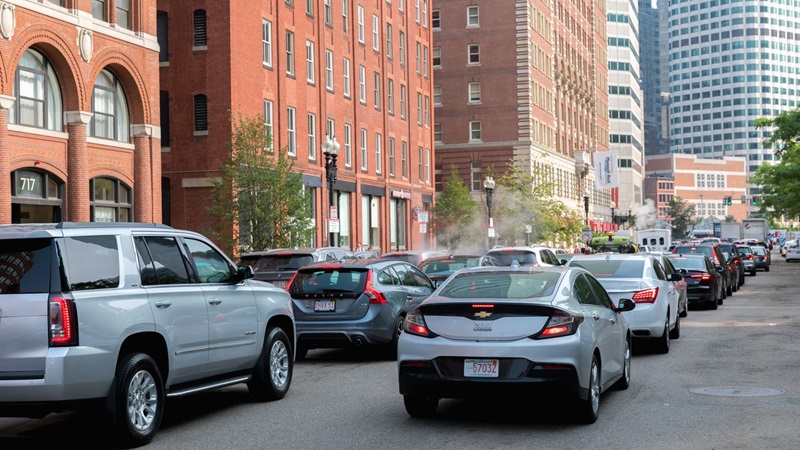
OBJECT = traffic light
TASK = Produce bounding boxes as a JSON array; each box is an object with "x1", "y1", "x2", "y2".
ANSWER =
[
  {"x1": 751, "y1": 196, "x2": 758, "y2": 205},
  {"x1": 725, "y1": 196, "x2": 732, "y2": 206}
]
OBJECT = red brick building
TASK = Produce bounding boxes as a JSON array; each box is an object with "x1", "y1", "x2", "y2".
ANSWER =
[
  {"x1": 159, "y1": 0, "x2": 435, "y2": 252},
  {"x1": 0, "y1": 0, "x2": 161, "y2": 224}
]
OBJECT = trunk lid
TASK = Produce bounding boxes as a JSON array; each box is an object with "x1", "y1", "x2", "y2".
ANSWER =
[
  {"x1": 287, "y1": 267, "x2": 370, "y2": 321},
  {"x1": 418, "y1": 299, "x2": 554, "y2": 341}
]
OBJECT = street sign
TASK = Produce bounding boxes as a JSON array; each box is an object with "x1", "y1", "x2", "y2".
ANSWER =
[
  {"x1": 417, "y1": 212, "x2": 429, "y2": 223},
  {"x1": 526, "y1": 224, "x2": 532, "y2": 234},
  {"x1": 328, "y1": 218, "x2": 340, "y2": 233},
  {"x1": 582, "y1": 228, "x2": 593, "y2": 242},
  {"x1": 419, "y1": 223, "x2": 427, "y2": 233},
  {"x1": 329, "y1": 206, "x2": 338, "y2": 220},
  {"x1": 488, "y1": 227, "x2": 496, "y2": 238}
]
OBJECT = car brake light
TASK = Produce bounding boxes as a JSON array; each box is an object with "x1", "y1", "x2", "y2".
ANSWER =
[
  {"x1": 284, "y1": 272, "x2": 298, "y2": 291},
  {"x1": 690, "y1": 274, "x2": 712, "y2": 281},
  {"x1": 537, "y1": 310, "x2": 583, "y2": 339},
  {"x1": 364, "y1": 270, "x2": 387, "y2": 304},
  {"x1": 631, "y1": 287, "x2": 659, "y2": 303},
  {"x1": 404, "y1": 310, "x2": 433, "y2": 337},
  {"x1": 50, "y1": 294, "x2": 78, "y2": 346}
]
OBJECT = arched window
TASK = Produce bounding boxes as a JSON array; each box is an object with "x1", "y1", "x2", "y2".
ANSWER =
[
  {"x1": 10, "y1": 48, "x2": 63, "y2": 131},
  {"x1": 194, "y1": 94, "x2": 208, "y2": 132},
  {"x1": 90, "y1": 69, "x2": 130, "y2": 142},
  {"x1": 90, "y1": 177, "x2": 132, "y2": 222}
]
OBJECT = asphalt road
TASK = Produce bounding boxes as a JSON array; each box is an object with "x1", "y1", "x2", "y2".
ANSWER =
[{"x1": 3, "y1": 255, "x2": 800, "y2": 449}]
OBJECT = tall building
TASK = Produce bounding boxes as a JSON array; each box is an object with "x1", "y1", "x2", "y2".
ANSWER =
[
  {"x1": 664, "y1": 0, "x2": 800, "y2": 206},
  {"x1": 639, "y1": 0, "x2": 667, "y2": 156},
  {"x1": 0, "y1": 0, "x2": 161, "y2": 224},
  {"x1": 607, "y1": 0, "x2": 644, "y2": 215},
  {"x1": 159, "y1": 1, "x2": 435, "y2": 252},
  {"x1": 432, "y1": 0, "x2": 613, "y2": 229}
]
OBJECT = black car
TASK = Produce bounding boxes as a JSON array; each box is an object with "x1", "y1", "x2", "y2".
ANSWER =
[
  {"x1": 672, "y1": 244, "x2": 733, "y2": 302},
  {"x1": 751, "y1": 245, "x2": 771, "y2": 272},
  {"x1": 418, "y1": 254, "x2": 503, "y2": 287},
  {"x1": 717, "y1": 242, "x2": 745, "y2": 289},
  {"x1": 666, "y1": 254, "x2": 723, "y2": 310}
]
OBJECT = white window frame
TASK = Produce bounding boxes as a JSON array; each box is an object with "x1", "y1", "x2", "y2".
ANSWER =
[
  {"x1": 344, "y1": 123, "x2": 353, "y2": 167},
  {"x1": 415, "y1": 42, "x2": 421, "y2": 74},
  {"x1": 359, "y1": 65, "x2": 367, "y2": 104},
  {"x1": 398, "y1": 0, "x2": 404, "y2": 12},
  {"x1": 424, "y1": 95, "x2": 430, "y2": 126},
  {"x1": 469, "y1": 120, "x2": 482, "y2": 142},
  {"x1": 433, "y1": 85, "x2": 442, "y2": 106},
  {"x1": 357, "y1": 5, "x2": 365, "y2": 44},
  {"x1": 325, "y1": 50, "x2": 334, "y2": 91},
  {"x1": 326, "y1": 118, "x2": 335, "y2": 141},
  {"x1": 287, "y1": 106, "x2": 297, "y2": 155},
  {"x1": 434, "y1": 123, "x2": 442, "y2": 143},
  {"x1": 324, "y1": 0, "x2": 333, "y2": 26},
  {"x1": 432, "y1": 9, "x2": 440, "y2": 29},
  {"x1": 343, "y1": 57, "x2": 351, "y2": 98},
  {"x1": 423, "y1": 45, "x2": 429, "y2": 78},
  {"x1": 360, "y1": 128, "x2": 368, "y2": 171},
  {"x1": 418, "y1": 146, "x2": 424, "y2": 181},
  {"x1": 264, "y1": 99, "x2": 274, "y2": 151},
  {"x1": 400, "y1": 84, "x2": 407, "y2": 119},
  {"x1": 286, "y1": 30, "x2": 295, "y2": 76},
  {"x1": 306, "y1": 40, "x2": 315, "y2": 84},
  {"x1": 467, "y1": 5, "x2": 479, "y2": 27},
  {"x1": 262, "y1": 20, "x2": 273, "y2": 68},
  {"x1": 468, "y1": 43, "x2": 480, "y2": 65},
  {"x1": 389, "y1": 138, "x2": 396, "y2": 177},
  {"x1": 308, "y1": 113, "x2": 317, "y2": 161},
  {"x1": 399, "y1": 31, "x2": 406, "y2": 66},
  {"x1": 386, "y1": 23, "x2": 393, "y2": 59},
  {"x1": 375, "y1": 133, "x2": 382, "y2": 174},
  {"x1": 401, "y1": 141, "x2": 408, "y2": 178},
  {"x1": 422, "y1": 0, "x2": 428, "y2": 27},
  {"x1": 433, "y1": 47, "x2": 441, "y2": 68},
  {"x1": 372, "y1": 14, "x2": 380, "y2": 51},
  {"x1": 342, "y1": 0, "x2": 349, "y2": 33},
  {"x1": 425, "y1": 147, "x2": 430, "y2": 183},
  {"x1": 387, "y1": 79, "x2": 395, "y2": 114},
  {"x1": 416, "y1": 92, "x2": 423, "y2": 125},
  {"x1": 415, "y1": 0, "x2": 420, "y2": 23},
  {"x1": 469, "y1": 82, "x2": 481, "y2": 104},
  {"x1": 374, "y1": 71, "x2": 381, "y2": 110}
]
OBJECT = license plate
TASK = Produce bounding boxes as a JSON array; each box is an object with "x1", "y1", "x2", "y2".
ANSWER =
[
  {"x1": 272, "y1": 280, "x2": 287, "y2": 288},
  {"x1": 314, "y1": 300, "x2": 335, "y2": 312},
  {"x1": 464, "y1": 359, "x2": 499, "y2": 377}
]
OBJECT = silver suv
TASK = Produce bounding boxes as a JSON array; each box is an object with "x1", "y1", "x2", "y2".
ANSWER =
[{"x1": 0, "y1": 223, "x2": 296, "y2": 447}]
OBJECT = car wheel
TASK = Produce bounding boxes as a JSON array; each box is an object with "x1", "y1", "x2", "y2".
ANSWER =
[
  {"x1": 248, "y1": 327, "x2": 293, "y2": 401},
  {"x1": 765, "y1": 266, "x2": 770, "y2": 272},
  {"x1": 679, "y1": 299, "x2": 688, "y2": 318},
  {"x1": 403, "y1": 395, "x2": 439, "y2": 418},
  {"x1": 732, "y1": 278, "x2": 738, "y2": 292},
  {"x1": 613, "y1": 338, "x2": 631, "y2": 391},
  {"x1": 386, "y1": 314, "x2": 406, "y2": 360},
  {"x1": 669, "y1": 313, "x2": 681, "y2": 339},
  {"x1": 111, "y1": 352, "x2": 165, "y2": 447},
  {"x1": 653, "y1": 313, "x2": 670, "y2": 354},
  {"x1": 750, "y1": 269, "x2": 757, "y2": 276},
  {"x1": 578, "y1": 356, "x2": 600, "y2": 423},
  {"x1": 726, "y1": 280, "x2": 733, "y2": 296}
]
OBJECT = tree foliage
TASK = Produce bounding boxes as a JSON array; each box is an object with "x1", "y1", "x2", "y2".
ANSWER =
[
  {"x1": 667, "y1": 196, "x2": 695, "y2": 238},
  {"x1": 431, "y1": 166, "x2": 480, "y2": 249},
  {"x1": 207, "y1": 113, "x2": 315, "y2": 254},
  {"x1": 753, "y1": 109, "x2": 800, "y2": 219}
]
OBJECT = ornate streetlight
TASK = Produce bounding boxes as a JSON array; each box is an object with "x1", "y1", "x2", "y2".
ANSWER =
[
  {"x1": 484, "y1": 176, "x2": 496, "y2": 246},
  {"x1": 323, "y1": 136, "x2": 341, "y2": 247}
]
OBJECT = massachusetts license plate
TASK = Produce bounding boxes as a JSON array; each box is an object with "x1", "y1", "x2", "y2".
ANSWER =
[
  {"x1": 314, "y1": 300, "x2": 335, "y2": 312},
  {"x1": 464, "y1": 359, "x2": 499, "y2": 377}
]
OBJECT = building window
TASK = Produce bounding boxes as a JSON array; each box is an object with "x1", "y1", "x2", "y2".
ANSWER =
[
  {"x1": 326, "y1": 118, "x2": 335, "y2": 141},
  {"x1": 342, "y1": 0, "x2": 349, "y2": 33},
  {"x1": 92, "y1": 0, "x2": 106, "y2": 21},
  {"x1": 415, "y1": 0, "x2": 420, "y2": 23},
  {"x1": 398, "y1": 0, "x2": 404, "y2": 12},
  {"x1": 389, "y1": 138, "x2": 396, "y2": 177},
  {"x1": 425, "y1": 148, "x2": 431, "y2": 183},
  {"x1": 386, "y1": 23, "x2": 393, "y2": 59},
  {"x1": 418, "y1": 146, "x2": 424, "y2": 181},
  {"x1": 91, "y1": 177, "x2": 131, "y2": 222},
  {"x1": 286, "y1": 30, "x2": 295, "y2": 76},
  {"x1": 305, "y1": 0, "x2": 314, "y2": 16},
  {"x1": 432, "y1": 9, "x2": 440, "y2": 29},
  {"x1": 468, "y1": 44, "x2": 480, "y2": 64},
  {"x1": 116, "y1": 0, "x2": 131, "y2": 29},
  {"x1": 423, "y1": 45, "x2": 429, "y2": 78},
  {"x1": 469, "y1": 82, "x2": 481, "y2": 103},
  {"x1": 401, "y1": 141, "x2": 408, "y2": 178},
  {"x1": 344, "y1": 123, "x2": 352, "y2": 167},
  {"x1": 434, "y1": 123, "x2": 442, "y2": 143},
  {"x1": 157, "y1": 11, "x2": 169, "y2": 63},
  {"x1": 416, "y1": 92, "x2": 422, "y2": 125},
  {"x1": 357, "y1": 5, "x2": 365, "y2": 44},
  {"x1": 422, "y1": 0, "x2": 428, "y2": 27},
  {"x1": 416, "y1": 42, "x2": 421, "y2": 74},
  {"x1": 192, "y1": 94, "x2": 207, "y2": 133},
  {"x1": 359, "y1": 65, "x2": 367, "y2": 104},
  {"x1": 343, "y1": 58, "x2": 351, "y2": 98},
  {"x1": 287, "y1": 106, "x2": 297, "y2": 156},
  {"x1": 433, "y1": 47, "x2": 441, "y2": 68},
  {"x1": 387, "y1": 79, "x2": 395, "y2": 115},
  {"x1": 262, "y1": 20, "x2": 273, "y2": 68},
  {"x1": 325, "y1": 50, "x2": 334, "y2": 91},
  {"x1": 10, "y1": 48, "x2": 63, "y2": 131},
  {"x1": 362, "y1": 195, "x2": 381, "y2": 249},
  {"x1": 193, "y1": 10, "x2": 207, "y2": 47},
  {"x1": 399, "y1": 31, "x2": 406, "y2": 66},
  {"x1": 360, "y1": 128, "x2": 368, "y2": 171},
  {"x1": 467, "y1": 5, "x2": 479, "y2": 27},
  {"x1": 90, "y1": 69, "x2": 130, "y2": 142},
  {"x1": 306, "y1": 41, "x2": 315, "y2": 84},
  {"x1": 324, "y1": 0, "x2": 333, "y2": 26},
  {"x1": 372, "y1": 15, "x2": 380, "y2": 51},
  {"x1": 160, "y1": 91, "x2": 170, "y2": 147},
  {"x1": 471, "y1": 161, "x2": 482, "y2": 191},
  {"x1": 433, "y1": 85, "x2": 442, "y2": 106},
  {"x1": 424, "y1": 95, "x2": 430, "y2": 126},
  {"x1": 469, "y1": 121, "x2": 482, "y2": 141},
  {"x1": 308, "y1": 113, "x2": 316, "y2": 161},
  {"x1": 264, "y1": 100, "x2": 274, "y2": 151},
  {"x1": 374, "y1": 72, "x2": 381, "y2": 110},
  {"x1": 376, "y1": 133, "x2": 382, "y2": 174},
  {"x1": 400, "y1": 84, "x2": 407, "y2": 119}
]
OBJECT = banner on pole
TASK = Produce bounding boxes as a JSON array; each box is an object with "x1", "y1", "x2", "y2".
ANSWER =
[{"x1": 594, "y1": 150, "x2": 620, "y2": 189}]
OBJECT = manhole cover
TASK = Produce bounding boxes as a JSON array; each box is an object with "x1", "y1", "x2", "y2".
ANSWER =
[{"x1": 690, "y1": 386, "x2": 784, "y2": 397}]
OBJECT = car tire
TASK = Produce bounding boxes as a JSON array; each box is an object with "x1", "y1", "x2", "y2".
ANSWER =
[
  {"x1": 653, "y1": 313, "x2": 670, "y2": 354},
  {"x1": 386, "y1": 314, "x2": 406, "y2": 360},
  {"x1": 403, "y1": 395, "x2": 439, "y2": 418},
  {"x1": 613, "y1": 338, "x2": 631, "y2": 391},
  {"x1": 577, "y1": 355, "x2": 600, "y2": 424},
  {"x1": 248, "y1": 327, "x2": 293, "y2": 401},
  {"x1": 726, "y1": 281, "x2": 733, "y2": 296},
  {"x1": 669, "y1": 313, "x2": 681, "y2": 339},
  {"x1": 765, "y1": 266, "x2": 770, "y2": 272},
  {"x1": 111, "y1": 352, "x2": 165, "y2": 447},
  {"x1": 750, "y1": 269, "x2": 757, "y2": 276}
]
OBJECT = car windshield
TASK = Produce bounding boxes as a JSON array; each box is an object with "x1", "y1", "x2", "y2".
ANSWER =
[
  {"x1": 239, "y1": 254, "x2": 314, "y2": 271},
  {"x1": 752, "y1": 246, "x2": 766, "y2": 255},
  {"x1": 667, "y1": 257, "x2": 707, "y2": 271},
  {"x1": 488, "y1": 251, "x2": 538, "y2": 266},
  {"x1": 420, "y1": 257, "x2": 482, "y2": 275},
  {"x1": 288, "y1": 268, "x2": 368, "y2": 294},
  {"x1": 438, "y1": 271, "x2": 560, "y2": 299},
  {"x1": 674, "y1": 246, "x2": 714, "y2": 260},
  {"x1": 737, "y1": 246, "x2": 753, "y2": 254},
  {"x1": 569, "y1": 259, "x2": 645, "y2": 278}
]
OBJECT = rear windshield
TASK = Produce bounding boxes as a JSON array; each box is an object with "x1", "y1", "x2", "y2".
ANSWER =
[
  {"x1": 569, "y1": 260, "x2": 645, "y2": 278},
  {"x1": 381, "y1": 254, "x2": 418, "y2": 264},
  {"x1": 420, "y1": 257, "x2": 481, "y2": 275},
  {"x1": 0, "y1": 238, "x2": 52, "y2": 294},
  {"x1": 666, "y1": 257, "x2": 707, "y2": 271},
  {"x1": 438, "y1": 272, "x2": 560, "y2": 299},
  {"x1": 240, "y1": 254, "x2": 314, "y2": 271},
  {"x1": 488, "y1": 251, "x2": 538, "y2": 266},
  {"x1": 288, "y1": 268, "x2": 368, "y2": 295},
  {"x1": 674, "y1": 246, "x2": 715, "y2": 260},
  {"x1": 751, "y1": 246, "x2": 766, "y2": 255},
  {"x1": 737, "y1": 246, "x2": 753, "y2": 254}
]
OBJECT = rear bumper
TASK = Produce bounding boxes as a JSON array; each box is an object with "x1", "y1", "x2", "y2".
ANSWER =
[
  {"x1": 686, "y1": 287, "x2": 716, "y2": 303},
  {"x1": 295, "y1": 305, "x2": 396, "y2": 348}
]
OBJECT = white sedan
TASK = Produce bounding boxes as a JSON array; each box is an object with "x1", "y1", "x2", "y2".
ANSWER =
[
  {"x1": 567, "y1": 253, "x2": 681, "y2": 354},
  {"x1": 786, "y1": 243, "x2": 800, "y2": 262}
]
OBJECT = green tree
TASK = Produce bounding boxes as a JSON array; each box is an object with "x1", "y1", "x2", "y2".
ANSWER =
[
  {"x1": 753, "y1": 110, "x2": 800, "y2": 219},
  {"x1": 724, "y1": 215, "x2": 737, "y2": 223},
  {"x1": 207, "y1": 113, "x2": 315, "y2": 254},
  {"x1": 667, "y1": 196, "x2": 695, "y2": 238},
  {"x1": 431, "y1": 166, "x2": 480, "y2": 249}
]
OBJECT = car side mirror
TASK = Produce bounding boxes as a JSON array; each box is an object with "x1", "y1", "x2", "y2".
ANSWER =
[
  {"x1": 716, "y1": 266, "x2": 725, "y2": 273},
  {"x1": 236, "y1": 265, "x2": 255, "y2": 282},
  {"x1": 678, "y1": 268, "x2": 688, "y2": 275},
  {"x1": 669, "y1": 273, "x2": 683, "y2": 282},
  {"x1": 615, "y1": 298, "x2": 636, "y2": 312}
]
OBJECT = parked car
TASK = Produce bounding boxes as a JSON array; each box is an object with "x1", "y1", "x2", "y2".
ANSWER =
[
  {"x1": 666, "y1": 254, "x2": 723, "y2": 310},
  {"x1": 751, "y1": 245, "x2": 771, "y2": 271},
  {"x1": 418, "y1": 254, "x2": 503, "y2": 287},
  {"x1": 672, "y1": 244, "x2": 733, "y2": 301},
  {"x1": 786, "y1": 242, "x2": 800, "y2": 262},
  {"x1": 0, "y1": 223, "x2": 296, "y2": 446},
  {"x1": 567, "y1": 253, "x2": 681, "y2": 353},
  {"x1": 238, "y1": 247, "x2": 355, "y2": 288},
  {"x1": 486, "y1": 246, "x2": 562, "y2": 267},
  {"x1": 286, "y1": 259, "x2": 435, "y2": 359},
  {"x1": 354, "y1": 250, "x2": 380, "y2": 259},
  {"x1": 736, "y1": 244, "x2": 757, "y2": 276},
  {"x1": 398, "y1": 265, "x2": 635, "y2": 423},
  {"x1": 380, "y1": 250, "x2": 450, "y2": 265},
  {"x1": 653, "y1": 253, "x2": 689, "y2": 318},
  {"x1": 717, "y1": 242, "x2": 745, "y2": 289},
  {"x1": 781, "y1": 240, "x2": 797, "y2": 257}
]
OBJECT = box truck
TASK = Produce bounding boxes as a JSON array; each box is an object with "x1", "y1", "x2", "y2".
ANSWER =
[
  {"x1": 720, "y1": 222, "x2": 742, "y2": 241},
  {"x1": 742, "y1": 218, "x2": 769, "y2": 242}
]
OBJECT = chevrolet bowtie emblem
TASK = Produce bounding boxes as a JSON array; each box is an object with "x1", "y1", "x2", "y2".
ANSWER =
[{"x1": 474, "y1": 311, "x2": 492, "y2": 319}]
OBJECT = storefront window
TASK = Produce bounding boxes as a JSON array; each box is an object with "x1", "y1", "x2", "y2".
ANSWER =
[
  {"x1": 361, "y1": 195, "x2": 381, "y2": 250},
  {"x1": 390, "y1": 198, "x2": 407, "y2": 250},
  {"x1": 11, "y1": 169, "x2": 64, "y2": 223},
  {"x1": 338, "y1": 193, "x2": 350, "y2": 248}
]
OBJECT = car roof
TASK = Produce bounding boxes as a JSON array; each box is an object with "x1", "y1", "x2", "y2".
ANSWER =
[
  {"x1": 241, "y1": 247, "x2": 340, "y2": 256},
  {"x1": 299, "y1": 258, "x2": 408, "y2": 270},
  {"x1": 0, "y1": 222, "x2": 180, "y2": 239}
]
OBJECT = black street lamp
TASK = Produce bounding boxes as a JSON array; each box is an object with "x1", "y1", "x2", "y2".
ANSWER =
[
  {"x1": 323, "y1": 136, "x2": 341, "y2": 247},
  {"x1": 611, "y1": 206, "x2": 616, "y2": 226},
  {"x1": 627, "y1": 208, "x2": 632, "y2": 229},
  {"x1": 484, "y1": 176, "x2": 495, "y2": 246},
  {"x1": 583, "y1": 189, "x2": 590, "y2": 227}
]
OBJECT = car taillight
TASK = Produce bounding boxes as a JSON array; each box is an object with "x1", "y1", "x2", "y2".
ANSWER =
[
  {"x1": 631, "y1": 287, "x2": 659, "y2": 304},
  {"x1": 284, "y1": 272, "x2": 298, "y2": 291},
  {"x1": 536, "y1": 310, "x2": 583, "y2": 339},
  {"x1": 364, "y1": 270, "x2": 387, "y2": 304},
  {"x1": 404, "y1": 310, "x2": 433, "y2": 337},
  {"x1": 690, "y1": 274, "x2": 712, "y2": 281},
  {"x1": 734, "y1": 258, "x2": 739, "y2": 264},
  {"x1": 50, "y1": 294, "x2": 78, "y2": 346},
  {"x1": 745, "y1": 255, "x2": 753, "y2": 260}
]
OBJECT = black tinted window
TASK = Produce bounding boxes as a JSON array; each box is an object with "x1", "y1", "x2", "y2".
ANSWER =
[
  {"x1": 488, "y1": 251, "x2": 538, "y2": 266},
  {"x1": 586, "y1": 275, "x2": 615, "y2": 309},
  {"x1": 667, "y1": 256, "x2": 707, "y2": 271},
  {"x1": 143, "y1": 236, "x2": 191, "y2": 284},
  {"x1": 64, "y1": 236, "x2": 120, "y2": 290},
  {"x1": 240, "y1": 254, "x2": 314, "y2": 271},
  {"x1": 184, "y1": 238, "x2": 233, "y2": 283},
  {"x1": 289, "y1": 268, "x2": 368, "y2": 294},
  {"x1": 0, "y1": 238, "x2": 52, "y2": 294},
  {"x1": 134, "y1": 237, "x2": 158, "y2": 286},
  {"x1": 439, "y1": 272, "x2": 560, "y2": 299},
  {"x1": 573, "y1": 275, "x2": 598, "y2": 306}
]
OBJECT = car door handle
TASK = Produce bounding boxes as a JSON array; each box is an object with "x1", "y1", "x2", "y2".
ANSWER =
[
  {"x1": 592, "y1": 314, "x2": 600, "y2": 321},
  {"x1": 208, "y1": 298, "x2": 222, "y2": 305},
  {"x1": 154, "y1": 301, "x2": 171, "y2": 308},
  {"x1": 610, "y1": 318, "x2": 616, "y2": 324}
]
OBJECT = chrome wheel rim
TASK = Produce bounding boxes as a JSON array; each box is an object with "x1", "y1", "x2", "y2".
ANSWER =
[
  {"x1": 127, "y1": 370, "x2": 158, "y2": 431},
  {"x1": 590, "y1": 362, "x2": 600, "y2": 415},
  {"x1": 623, "y1": 340, "x2": 631, "y2": 383},
  {"x1": 270, "y1": 340, "x2": 290, "y2": 388},
  {"x1": 396, "y1": 317, "x2": 405, "y2": 337}
]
